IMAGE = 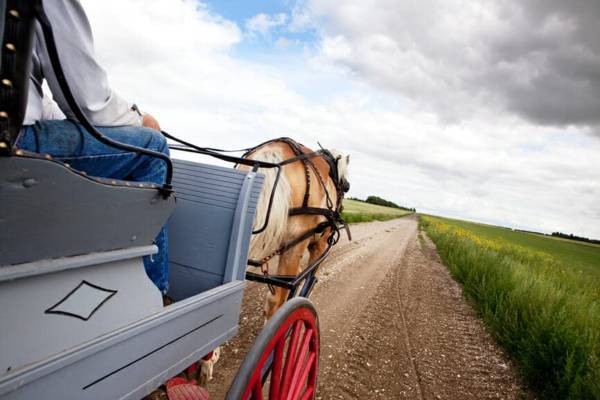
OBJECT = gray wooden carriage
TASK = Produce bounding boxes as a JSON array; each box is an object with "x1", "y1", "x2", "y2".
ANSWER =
[
  {"x1": 0, "y1": 1, "x2": 321, "y2": 399},
  {"x1": 0, "y1": 156, "x2": 262, "y2": 400}
]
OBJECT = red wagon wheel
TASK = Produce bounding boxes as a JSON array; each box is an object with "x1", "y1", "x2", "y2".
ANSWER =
[{"x1": 226, "y1": 298, "x2": 319, "y2": 400}]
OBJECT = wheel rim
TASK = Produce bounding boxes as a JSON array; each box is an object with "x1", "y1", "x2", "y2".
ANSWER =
[{"x1": 242, "y1": 307, "x2": 319, "y2": 400}]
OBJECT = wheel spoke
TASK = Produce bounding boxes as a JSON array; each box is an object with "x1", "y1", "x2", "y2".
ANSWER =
[
  {"x1": 290, "y1": 352, "x2": 316, "y2": 400},
  {"x1": 287, "y1": 328, "x2": 314, "y2": 399},
  {"x1": 269, "y1": 334, "x2": 286, "y2": 400},
  {"x1": 252, "y1": 378, "x2": 263, "y2": 399},
  {"x1": 299, "y1": 387, "x2": 314, "y2": 400},
  {"x1": 280, "y1": 321, "x2": 303, "y2": 397}
]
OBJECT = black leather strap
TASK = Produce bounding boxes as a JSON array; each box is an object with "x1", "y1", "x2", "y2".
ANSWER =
[{"x1": 0, "y1": 0, "x2": 36, "y2": 152}]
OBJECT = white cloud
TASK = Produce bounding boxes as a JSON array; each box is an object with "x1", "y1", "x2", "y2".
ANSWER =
[
  {"x1": 78, "y1": 0, "x2": 600, "y2": 238},
  {"x1": 289, "y1": 3, "x2": 313, "y2": 33},
  {"x1": 245, "y1": 13, "x2": 288, "y2": 37}
]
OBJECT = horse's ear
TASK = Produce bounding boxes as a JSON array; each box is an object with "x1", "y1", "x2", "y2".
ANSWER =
[{"x1": 346, "y1": 155, "x2": 350, "y2": 164}]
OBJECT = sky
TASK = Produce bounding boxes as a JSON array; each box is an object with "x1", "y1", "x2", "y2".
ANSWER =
[{"x1": 81, "y1": 0, "x2": 600, "y2": 238}]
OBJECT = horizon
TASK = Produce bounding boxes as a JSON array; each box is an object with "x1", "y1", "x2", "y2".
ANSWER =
[
  {"x1": 81, "y1": 0, "x2": 600, "y2": 238},
  {"x1": 347, "y1": 196, "x2": 600, "y2": 240}
]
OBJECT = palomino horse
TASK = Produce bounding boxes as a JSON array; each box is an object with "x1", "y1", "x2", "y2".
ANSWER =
[
  {"x1": 241, "y1": 138, "x2": 350, "y2": 319},
  {"x1": 197, "y1": 138, "x2": 349, "y2": 386}
]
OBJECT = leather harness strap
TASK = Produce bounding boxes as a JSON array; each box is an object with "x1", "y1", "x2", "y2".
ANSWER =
[
  {"x1": 289, "y1": 207, "x2": 337, "y2": 219},
  {"x1": 280, "y1": 138, "x2": 311, "y2": 208}
]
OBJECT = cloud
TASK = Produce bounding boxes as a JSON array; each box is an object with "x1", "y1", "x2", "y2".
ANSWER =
[
  {"x1": 77, "y1": 0, "x2": 600, "y2": 238},
  {"x1": 289, "y1": 2, "x2": 314, "y2": 33},
  {"x1": 245, "y1": 12, "x2": 288, "y2": 37},
  {"x1": 299, "y1": 0, "x2": 600, "y2": 129},
  {"x1": 275, "y1": 37, "x2": 298, "y2": 49}
]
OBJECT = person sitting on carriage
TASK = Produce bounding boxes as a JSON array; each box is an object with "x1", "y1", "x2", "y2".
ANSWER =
[{"x1": 15, "y1": 0, "x2": 170, "y2": 295}]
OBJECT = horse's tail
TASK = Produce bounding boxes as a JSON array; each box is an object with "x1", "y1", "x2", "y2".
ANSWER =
[{"x1": 246, "y1": 147, "x2": 291, "y2": 261}]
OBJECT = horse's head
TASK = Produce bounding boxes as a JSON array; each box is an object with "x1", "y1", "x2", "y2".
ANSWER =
[{"x1": 328, "y1": 149, "x2": 351, "y2": 193}]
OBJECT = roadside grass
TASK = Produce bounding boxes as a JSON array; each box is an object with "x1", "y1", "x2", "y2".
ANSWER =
[
  {"x1": 342, "y1": 199, "x2": 413, "y2": 223},
  {"x1": 420, "y1": 215, "x2": 600, "y2": 399}
]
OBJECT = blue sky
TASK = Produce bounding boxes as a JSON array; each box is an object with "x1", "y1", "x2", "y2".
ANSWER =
[
  {"x1": 205, "y1": 0, "x2": 292, "y2": 24},
  {"x1": 202, "y1": 0, "x2": 356, "y2": 106},
  {"x1": 205, "y1": 0, "x2": 316, "y2": 56}
]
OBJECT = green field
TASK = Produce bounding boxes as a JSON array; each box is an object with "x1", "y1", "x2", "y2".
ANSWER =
[
  {"x1": 438, "y1": 216, "x2": 600, "y2": 278},
  {"x1": 420, "y1": 215, "x2": 600, "y2": 399},
  {"x1": 341, "y1": 199, "x2": 413, "y2": 223}
]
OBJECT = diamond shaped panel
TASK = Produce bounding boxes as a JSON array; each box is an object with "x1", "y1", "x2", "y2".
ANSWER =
[{"x1": 45, "y1": 280, "x2": 118, "y2": 321}]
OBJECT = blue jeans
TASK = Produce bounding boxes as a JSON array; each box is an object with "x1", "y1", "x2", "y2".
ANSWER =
[{"x1": 16, "y1": 120, "x2": 170, "y2": 294}]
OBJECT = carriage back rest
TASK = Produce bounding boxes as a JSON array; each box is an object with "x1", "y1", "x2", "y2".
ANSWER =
[
  {"x1": 0, "y1": 0, "x2": 36, "y2": 148},
  {"x1": 0, "y1": 155, "x2": 175, "y2": 267},
  {"x1": 167, "y1": 159, "x2": 264, "y2": 301}
]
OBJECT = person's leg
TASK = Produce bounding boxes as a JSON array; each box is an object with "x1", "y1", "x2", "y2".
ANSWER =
[{"x1": 16, "y1": 120, "x2": 171, "y2": 294}]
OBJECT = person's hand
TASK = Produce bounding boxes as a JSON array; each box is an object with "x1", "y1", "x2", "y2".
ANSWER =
[{"x1": 142, "y1": 113, "x2": 161, "y2": 131}]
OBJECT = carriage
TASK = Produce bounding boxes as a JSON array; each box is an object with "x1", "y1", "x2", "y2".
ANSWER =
[{"x1": 0, "y1": 1, "x2": 345, "y2": 399}]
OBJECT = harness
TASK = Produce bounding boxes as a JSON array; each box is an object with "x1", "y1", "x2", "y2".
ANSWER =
[{"x1": 245, "y1": 138, "x2": 350, "y2": 274}]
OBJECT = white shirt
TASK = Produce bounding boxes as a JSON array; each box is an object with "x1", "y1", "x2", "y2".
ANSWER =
[{"x1": 24, "y1": 0, "x2": 142, "y2": 127}]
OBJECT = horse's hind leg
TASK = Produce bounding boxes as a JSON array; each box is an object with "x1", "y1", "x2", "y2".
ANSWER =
[{"x1": 265, "y1": 239, "x2": 309, "y2": 320}]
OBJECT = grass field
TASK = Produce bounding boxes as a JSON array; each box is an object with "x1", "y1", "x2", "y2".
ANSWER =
[
  {"x1": 420, "y1": 215, "x2": 600, "y2": 399},
  {"x1": 341, "y1": 199, "x2": 413, "y2": 223},
  {"x1": 438, "y1": 217, "x2": 600, "y2": 278}
]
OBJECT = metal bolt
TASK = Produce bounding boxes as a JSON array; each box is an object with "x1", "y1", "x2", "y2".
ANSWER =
[
  {"x1": 1, "y1": 79, "x2": 12, "y2": 88},
  {"x1": 5, "y1": 43, "x2": 16, "y2": 52},
  {"x1": 15, "y1": 149, "x2": 23, "y2": 156},
  {"x1": 0, "y1": 111, "x2": 8, "y2": 119},
  {"x1": 0, "y1": 142, "x2": 7, "y2": 149},
  {"x1": 8, "y1": 10, "x2": 20, "y2": 18},
  {"x1": 44, "y1": 154, "x2": 52, "y2": 160}
]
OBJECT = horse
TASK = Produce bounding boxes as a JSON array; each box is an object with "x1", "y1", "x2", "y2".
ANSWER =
[
  {"x1": 196, "y1": 138, "x2": 349, "y2": 387},
  {"x1": 241, "y1": 138, "x2": 350, "y2": 319}
]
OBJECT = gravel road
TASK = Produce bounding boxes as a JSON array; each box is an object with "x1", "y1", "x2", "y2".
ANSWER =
[{"x1": 208, "y1": 215, "x2": 525, "y2": 399}]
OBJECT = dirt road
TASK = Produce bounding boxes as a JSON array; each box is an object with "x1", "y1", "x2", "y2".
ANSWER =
[{"x1": 209, "y1": 216, "x2": 525, "y2": 399}]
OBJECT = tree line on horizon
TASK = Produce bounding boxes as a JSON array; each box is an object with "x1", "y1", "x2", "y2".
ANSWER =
[
  {"x1": 349, "y1": 195, "x2": 416, "y2": 212},
  {"x1": 551, "y1": 231, "x2": 600, "y2": 245}
]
